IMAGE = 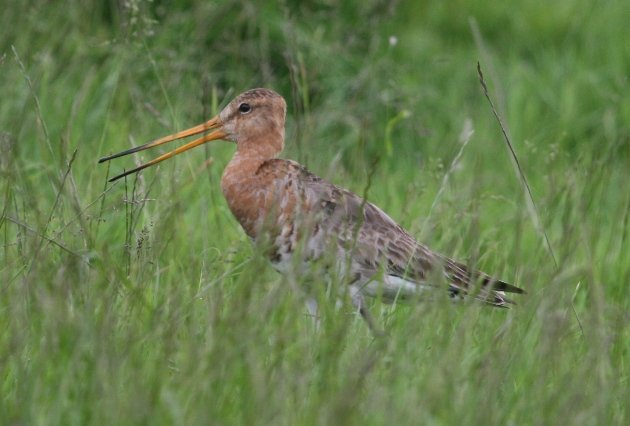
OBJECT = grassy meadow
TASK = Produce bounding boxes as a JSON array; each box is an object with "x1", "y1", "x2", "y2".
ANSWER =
[{"x1": 1, "y1": 0, "x2": 629, "y2": 424}]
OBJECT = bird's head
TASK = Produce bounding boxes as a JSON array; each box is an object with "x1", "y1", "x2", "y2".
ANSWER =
[{"x1": 99, "y1": 88, "x2": 287, "y2": 182}]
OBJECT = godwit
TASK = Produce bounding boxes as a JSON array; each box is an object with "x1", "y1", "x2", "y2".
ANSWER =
[{"x1": 99, "y1": 88, "x2": 524, "y2": 332}]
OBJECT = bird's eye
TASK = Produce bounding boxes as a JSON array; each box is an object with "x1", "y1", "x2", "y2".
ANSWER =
[{"x1": 238, "y1": 103, "x2": 252, "y2": 114}]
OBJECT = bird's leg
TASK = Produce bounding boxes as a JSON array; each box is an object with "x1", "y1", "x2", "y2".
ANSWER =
[
  {"x1": 349, "y1": 285, "x2": 385, "y2": 337},
  {"x1": 305, "y1": 297, "x2": 320, "y2": 330}
]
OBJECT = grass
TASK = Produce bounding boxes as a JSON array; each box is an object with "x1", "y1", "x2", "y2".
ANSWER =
[{"x1": 1, "y1": 0, "x2": 629, "y2": 424}]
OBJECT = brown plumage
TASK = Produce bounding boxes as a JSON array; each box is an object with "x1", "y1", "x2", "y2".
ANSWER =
[{"x1": 99, "y1": 88, "x2": 524, "y2": 332}]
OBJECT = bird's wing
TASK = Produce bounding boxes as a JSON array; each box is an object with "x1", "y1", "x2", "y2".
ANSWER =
[{"x1": 280, "y1": 160, "x2": 523, "y2": 306}]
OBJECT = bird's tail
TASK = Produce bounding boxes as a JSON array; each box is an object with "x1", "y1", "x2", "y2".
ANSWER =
[{"x1": 444, "y1": 259, "x2": 525, "y2": 308}]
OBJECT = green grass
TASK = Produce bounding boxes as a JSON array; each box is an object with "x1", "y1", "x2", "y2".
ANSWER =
[{"x1": 1, "y1": 0, "x2": 629, "y2": 424}]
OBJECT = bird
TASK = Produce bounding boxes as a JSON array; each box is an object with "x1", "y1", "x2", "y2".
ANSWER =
[{"x1": 99, "y1": 88, "x2": 524, "y2": 333}]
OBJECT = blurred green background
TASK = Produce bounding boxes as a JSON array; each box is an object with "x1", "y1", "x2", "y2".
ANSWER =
[{"x1": 1, "y1": 0, "x2": 629, "y2": 424}]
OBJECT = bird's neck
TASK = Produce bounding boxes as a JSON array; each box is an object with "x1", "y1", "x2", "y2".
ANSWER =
[
  {"x1": 223, "y1": 149, "x2": 271, "y2": 179},
  {"x1": 219, "y1": 129, "x2": 286, "y2": 238},
  {"x1": 220, "y1": 145, "x2": 280, "y2": 238},
  {"x1": 236, "y1": 127, "x2": 285, "y2": 159}
]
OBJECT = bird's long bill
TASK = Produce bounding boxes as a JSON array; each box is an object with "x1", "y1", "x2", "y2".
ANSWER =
[{"x1": 98, "y1": 116, "x2": 226, "y2": 182}]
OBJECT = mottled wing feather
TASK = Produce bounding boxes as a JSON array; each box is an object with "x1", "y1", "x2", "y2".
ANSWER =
[{"x1": 261, "y1": 159, "x2": 523, "y2": 306}]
